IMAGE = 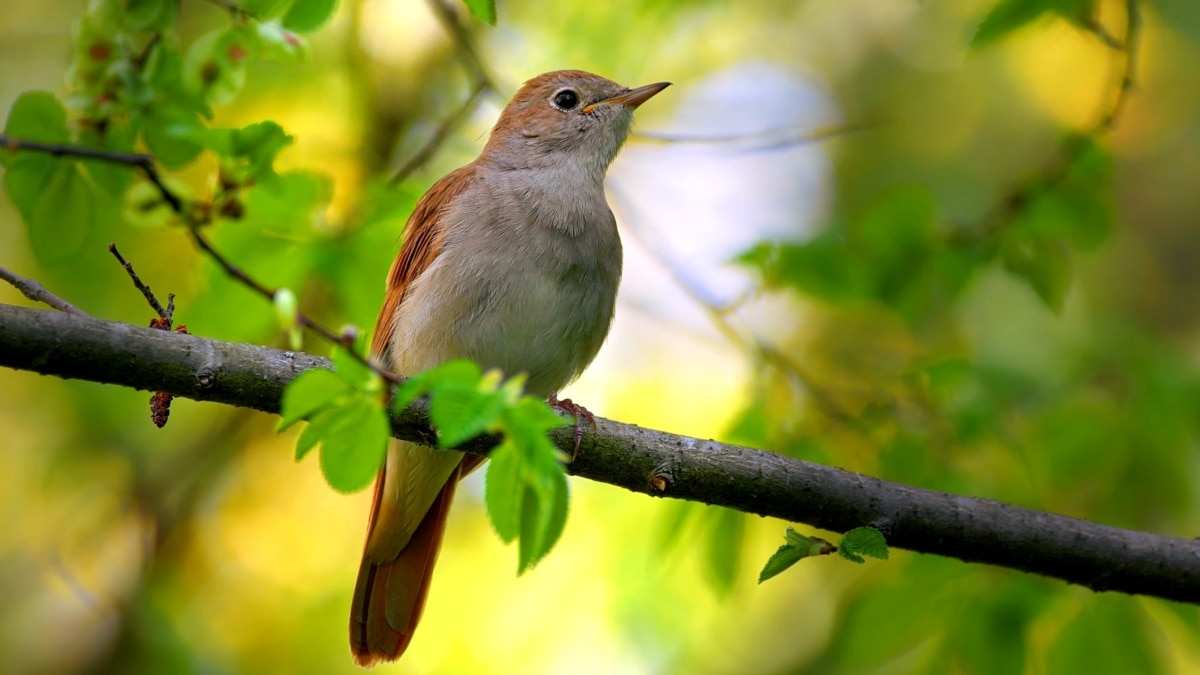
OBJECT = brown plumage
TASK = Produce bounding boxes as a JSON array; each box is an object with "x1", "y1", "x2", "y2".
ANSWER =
[
  {"x1": 350, "y1": 70, "x2": 669, "y2": 667},
  {"x1": 370, "y1": 165, "x2": 475, "y2": 359}
]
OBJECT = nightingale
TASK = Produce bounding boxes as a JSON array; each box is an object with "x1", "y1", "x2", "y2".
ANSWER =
[{"x1": 350, "y1": 70, "x2": 670, "y2": 666}]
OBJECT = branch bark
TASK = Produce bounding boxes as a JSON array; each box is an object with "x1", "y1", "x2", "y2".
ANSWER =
[{"x1": 2, "y1": 301, "x2": 1198, "y2": 603}]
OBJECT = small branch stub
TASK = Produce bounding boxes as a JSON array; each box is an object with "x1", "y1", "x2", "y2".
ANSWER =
[
  {"x1": 109, "y1": 243, "x2": 187, "y2": 427},
  {"x1": 196, "y1": 368, "x2": 216, "y2": 389},
  {"x1": 649, "y1": 466, "x2": 673, "y2": 493}
]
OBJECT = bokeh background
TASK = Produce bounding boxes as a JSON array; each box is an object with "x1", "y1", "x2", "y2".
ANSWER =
[{"x1": 4, "y1": 0, "x2": 1200, "y2": 673}]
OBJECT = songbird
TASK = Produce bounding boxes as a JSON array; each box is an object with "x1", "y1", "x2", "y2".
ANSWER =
[{"x1": 351, "y1": 70, "x2": 670, "y2": 666}]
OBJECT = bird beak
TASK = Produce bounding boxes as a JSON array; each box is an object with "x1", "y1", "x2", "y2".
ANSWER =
[{"x1": 583, "y1": 81, "x2": 672, "y2": 113}]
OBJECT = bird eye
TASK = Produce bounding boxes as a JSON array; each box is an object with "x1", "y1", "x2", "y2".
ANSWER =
[{"x1": 552, "y1": 89, "x2": 579, "y2": 110}]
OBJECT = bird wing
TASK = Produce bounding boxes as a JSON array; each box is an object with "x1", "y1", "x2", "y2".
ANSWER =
[{"x1": 370, "y1": 164, "x2": 479, "y2": 362}]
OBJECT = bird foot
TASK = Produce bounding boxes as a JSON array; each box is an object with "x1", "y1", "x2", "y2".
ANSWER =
[{"x1": 548, "y1": 393, "x2": 597, "y2": 459}]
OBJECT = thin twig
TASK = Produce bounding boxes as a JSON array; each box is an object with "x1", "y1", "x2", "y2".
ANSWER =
[
  {"x1": 1, "y1": 133, "x2": 397, "y2": 384},
  {"x1": 108, "y1": 243, "x2": 171, "y2": 322},
  {"x1": 203, "y1": 0, "x2": 255, "y2": 20},
  {"x1": 634, "y1": 120, "x2": 879, "y2": 153},
  {"x1": 387, "y1": 0, "x2": 500, "y2": 185},
  {"x1": 185, "y1": 226, "x2": 399, "y2": 383},
  {"x1": 425, "y1": 0, "x2": 496, "y2": 90},
  {"x1": 606, "y1": 182, "x2": 859, "y2": 426},
  {"x1": 0, "y1": 135, "x2": 182, "y2": 212},
  {"x1": 390, "y1": 79, "x2": 490, "y2": 185},
  {"x1": 1099, "y1": 0, "x2": 1140, "y2": 133},
  {"x1": 131, "y1": 32, "x2": 162, "y2": 69},
  {"x1": 1079, "y1": 14, "x2": 1123, "y2": 50},
  {"x1": 0, "y1": 265, "x2": 86, "y2": 315},
  {"x1": 967, "y1": 0, "x2": 1141, "y2": 241}
]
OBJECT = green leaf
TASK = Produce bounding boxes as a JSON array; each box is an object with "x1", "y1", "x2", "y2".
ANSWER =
[
  {"x1": 278, "y1": 367, "x2": 352, "y2": 430},
  {"x1": 283, "y1": 0, "x2": 338, "y2": 32},
  {"x1": 429, "y1": 382, "x2": 504, "y2": 448},
  {"x1": 971, "y1": 0, "x2": 1055, "y2": 47},
  {"x1": 839, "y1": 527, "x2": 889, "y2": 564},
  {"x1": 390, "y1": 359, "x2": 568, "y2": 573},
  {"x1": 256, "y1": 21, "x2": 310, "y2": 62},
  {"x1": 462, "y1": 0, "x2": 497, "y2": 25},
  {"x1": 3, "y1": 153, "x2": 55, "y2": 227},
  {"x1": 1001, "y1": 235, "x2": 1072, "y2": 312},
  {"x1": 141, "y1": 109, "x2": 206, "y2": 169},
  {"x1": 485, "y1": 440, "x2": 523, "y2": 542},
  {"x1": 124, "y1": 0, "x2": 177, "y2": 30},
  {"x1": 509, "y1": 397, "x2": 569, "y2": 438},
  {"x1": 240, "y1": 0, "x2": 294, "y2": 19},
  {"x1": 202, "y1": 121, "x2": 294, "y2": 181},
  {"x1": 758, "y1": 527, "x2": 835, "y2": 583},
  {"x1": 183, "y1": 28, "x2": 257, "y2": 106},
  {"x1": 232, "y1": 122, "x2": 292, "y2": 165},
  {"x1": 758, "y1": 544, "x2": 805, "y2": 583},
  {"x1": 3, "y1": 92, "x2": 70, "y2": 150},
  {"x1": 317, "y1": 396, "x2": 389, "y2": 493},
  {"x1": 393, "y1": 360, "x2": 483, "y2": 414},
  {"x1": 483, "y1": 396, "x2": 571, "y2": 573},
  {"x1": 330, "y1": 346, "x2": 378, "y2": 390},
  {"x1": 517, "y1": 464, "x2": 568, "y2": 574},
  {"x1": 76, "y1": 121, "x2": 136, "y2": 195},
  {"x1": 853, "y1": 186, "x2": 936, "y2": 264},
  {"x1": 293, "y1": 408, "x2": 328, "y2": 460},
  {"x1": 140, "y1": 42, "x2": 211, "y2": 118},
  {"x1": 240, "y1": 170, "x2": 331, "y2": 232},
  {"x1": 502, "y1": 398, "x2": 568, "y2": 471},
  {"x1": 25, "y1": 162, "x2": 96, "y2": 264},
  {"x1": 737, "y1": 237, "x2": 870, "y2": 304},
  {"x1": 1016, "y1": 188, "x2": 1113, "y2": 250}
]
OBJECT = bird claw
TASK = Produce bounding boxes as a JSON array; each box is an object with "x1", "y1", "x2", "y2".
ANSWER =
[{"x1": 548, "y1": 393, "x2": 596, "y2": 460}]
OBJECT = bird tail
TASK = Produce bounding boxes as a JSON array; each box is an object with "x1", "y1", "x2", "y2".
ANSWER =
[
  {"x1": 349, "y1": 461, "x2": 462, "y2": 667},
  {"x1": 349, "y1": 453, "x2": 486, "y2": 667}
]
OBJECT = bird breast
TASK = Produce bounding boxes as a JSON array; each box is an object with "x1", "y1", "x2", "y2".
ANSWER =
[{"x1": 391, "y1": 166, "x2": 623, "y2": 398}]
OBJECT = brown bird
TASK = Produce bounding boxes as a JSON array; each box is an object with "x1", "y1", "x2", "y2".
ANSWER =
[{"x1": 351, "y1": 70, "x2": 670, "y2": 666}]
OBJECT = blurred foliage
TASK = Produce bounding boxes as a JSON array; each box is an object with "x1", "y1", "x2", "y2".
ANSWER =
[{"x1": 3, "y1": 0, "x2": 1200, "y2": 674}]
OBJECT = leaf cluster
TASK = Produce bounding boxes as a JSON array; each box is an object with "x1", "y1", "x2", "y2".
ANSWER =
[{"x1": 280, "y1": 357, "x2": 570, "y2": 574}]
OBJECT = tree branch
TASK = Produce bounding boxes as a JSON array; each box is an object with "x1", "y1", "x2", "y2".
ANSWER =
[
  {"x1": 1, "y1": 301, "x2": 1198, "y2": 604},
  {"x1": 0, "y1": 266, "x2": 86, "y2": 315}
]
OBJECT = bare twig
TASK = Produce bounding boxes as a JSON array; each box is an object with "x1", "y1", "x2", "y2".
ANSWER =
[
  {"x1": 0, "y1": 265, "x2": 86, "y2": 315},
  {"x1": 108, "y1": 243, "x2": 172, "y2": 322},
  {"x1": 1079, "y1": 14, "x2": 1123, "y2": 50},
  {"x1": 0, "y1": 136, "x2": 183, "y2": 213},
  {"x1": 425, "y1": 0, "x2": 496, "y2": 90},
  {"x1": 606, "y1": 183, "x2": 859, "y2": 426},
  {"x1": 184, "y1": 226, "x2": 399, "y2": 380},
  {"x1": 1, "y1": 134, "x2": 396, "y2": 384},
  {"x1": 634, "y1": 120, "x2": 879, "y2": 152},
  {"x1": 1098, "y1": 0, "x2": 1140, "y2": 133},
  {"x1": 387, "y1": 0, "x2": 501, "y2": 185},
  {"x1": 390, "y1": 79, "x2": 490, "y2": 185},
  {"x1": 967, "y1": 0, "x2": 1142, "y2": 241},
  {"x1": 203, "y1": 0, "x2": 255, "y2": 20},
  {"x1": 107, "y1": 243, "x2": 187, "y2": 426}
]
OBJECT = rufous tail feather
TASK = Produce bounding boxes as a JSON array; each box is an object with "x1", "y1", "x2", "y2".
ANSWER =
[{"x1": 349, "y1": 454, "x2": 486, "y2": 666}]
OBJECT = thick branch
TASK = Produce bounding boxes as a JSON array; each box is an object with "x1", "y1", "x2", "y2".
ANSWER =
[{"x1": 2, "y1": 302, "x2": 1198, "y2": 603}]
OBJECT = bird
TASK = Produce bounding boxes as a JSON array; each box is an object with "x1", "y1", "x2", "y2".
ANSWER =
[{"x1": 350, "y1": 70, "x2": 670, "y2": 666}]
